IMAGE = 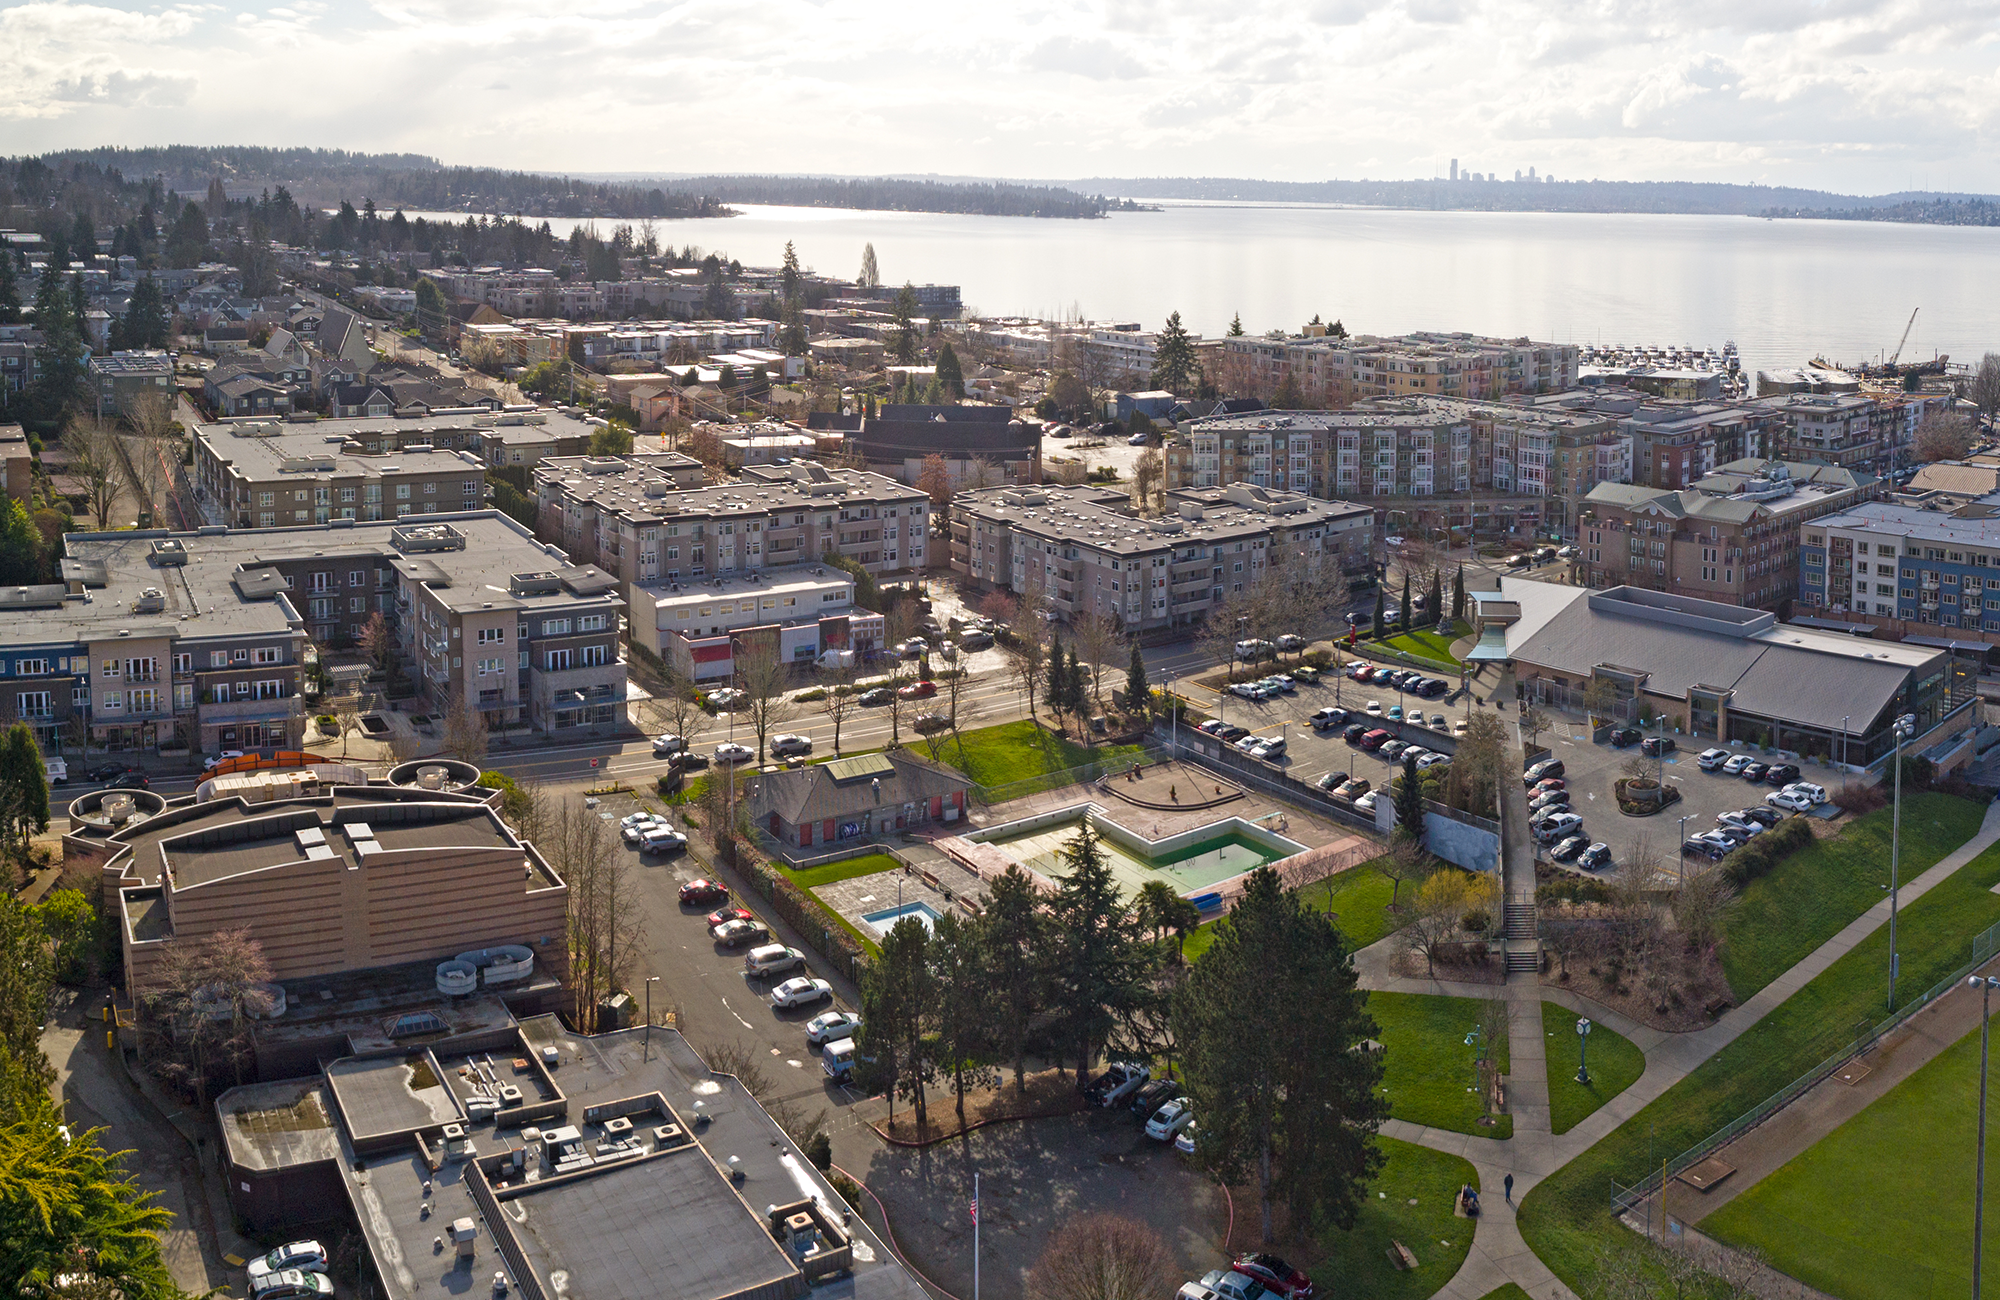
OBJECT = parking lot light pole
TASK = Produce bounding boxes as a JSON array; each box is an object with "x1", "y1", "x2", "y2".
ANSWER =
[
  {"x1": 1575, "y1": 1017, "x2": 1592, "y2": 1085},
  {"x1": 1677, "y1": 814, "x2": 1691, "y2": 887},
  {"x1": 1972, "y1": 974, "x2": 1998, "y2": 1300},
  {"x1": 1890, "y1": 712, "x2": 1917, "y2": 1011},
  {"x1": 1842, "y1": 715, "x2": 1850, "y2": 771},
  {"x1": 644, "y1": 975, "x2": 660, "y2": 1061}
]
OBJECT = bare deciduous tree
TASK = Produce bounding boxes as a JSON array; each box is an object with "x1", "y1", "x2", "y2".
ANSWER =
[
  {"x1": 1071, "y1": 611, "x2": 1122, "y2": 712},
  {"x1": 1672, "y1": 868, "x2": 1736, "y2": 952},
  {"x1": 1130, "y1": 447, "x2": 1164, "y2": 513},
  {"x1": 145, "y1": 926, "x2": 274, "y2": 1105},
  {"x1": 442, "y1": 694, "x2": 488, "y2": 764},
  {"x1": 63, "y1": 419, "x2": 123, "y2": 530},
  {"x1": 815, "y1": 667, "x2": 857, "y2": 755},
  {"x1": 1377, "y1": 836, "x2": 1436, "y2": 908},
  {"x1": 1025, "y1": 1214, "x2": 1177, "y2": 1300},
  {"x1": 655, "y1": 667, "x2": 711, "y2": 755},
  {"x1": 1914, "y1": 408, "x2": 1977, "y2": 463},
  {"x1": 737, "y1": 643, "x2": 799, "y2": 765},
  {"x1": 123, "y1": 386, "x2": 176, "y2": 438},
  {"x1": 549, "y1": 796, "x2": 641, "y2": 1033},
  {"x1": 1519, "y1": 704, "x2": 1552, "y2": 751},
  {"x1": 333, "y1": 696, "x2": 360, "y2": 759},
  {"x1": 1004, "y1": 636, "x2": 1048, "y2": 727}
]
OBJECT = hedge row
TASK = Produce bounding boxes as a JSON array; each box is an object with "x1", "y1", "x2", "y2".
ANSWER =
[
  {"x1": 735, "y1": 855, "x2": 871, "y2": 983},
  {"x1": 1719, "y1": 814, "x2": 1815, "y2": 887}
]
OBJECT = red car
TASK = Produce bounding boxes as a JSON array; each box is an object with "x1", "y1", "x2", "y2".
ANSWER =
[
  {"x1": 1359, "y1": 728, "x2": 1391, "y2": 750},
  {"x1": 679, "y1": 879, "x2": 728, "y2": 906},
  {"x1": 1232, "y1": 1254, "x2": 1314, "y2": 1300},
  {"x1": 706, "y1": 906, "x2": 755, "y2": 929},
  {"x1": 897, "y1": 680, "x2": 937, "y2": 699}
]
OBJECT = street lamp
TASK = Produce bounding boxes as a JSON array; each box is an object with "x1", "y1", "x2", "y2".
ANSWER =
[
  {"x1": 1575, "y1": 1017, "x2": 1593, "y2": 1085},
  {"x1": 644, "y1": 975, "x2": 661, "y2": 1062},
  {"x1": 1890, "y1": 712, "x2": 1917, "y2": 1011},
  {"x1": 1842, "y1": 715, "x2": 1851, "y2": 772},
  {"x1": 1973, "y1": 974, "x2": 2000, "y2": 1300},
  {"x1": 1677, "y1": 814, "x2": 1691, "y2": 888}
]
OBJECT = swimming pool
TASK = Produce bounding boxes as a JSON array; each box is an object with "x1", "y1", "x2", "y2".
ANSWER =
[
  {"x1": 860, "y1": 900, "x2": 945, "y2": 937},
  {"x1": 971, "y1": 809, "x2": 1303, "y2": 901}
]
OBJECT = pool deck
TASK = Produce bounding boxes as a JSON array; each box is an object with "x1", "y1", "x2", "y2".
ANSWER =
[{"x1": 813, "y1": 860, "x2": 985, "y2": 940}]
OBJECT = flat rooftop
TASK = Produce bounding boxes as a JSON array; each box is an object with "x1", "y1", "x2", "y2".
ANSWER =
[
  {"x1": 537, "y1": 456, "x2": 918, "y2": 521},
  {"x1": 327, "y1": 1053, "x2": 462, "y2": 1145},
  {"x1": 162, "y1": 804, "x2": 515, "y2": 889},
  {"x1": 219, "y1": 1079, "x2": 342, "y2": 1171},
  {"x1": 196, "y1": 420, "x2": 489, "y2": 482}
]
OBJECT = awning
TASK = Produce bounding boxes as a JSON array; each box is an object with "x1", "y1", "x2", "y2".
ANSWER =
[
  {"x1": 1464, "y1": 627, "x2": 1513, "y2": 662},
  {"x1": 1901, "y1": 636, "x2": 1994, "y2": 655}
]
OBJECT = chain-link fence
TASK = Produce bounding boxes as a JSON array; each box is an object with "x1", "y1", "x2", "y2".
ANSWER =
[{"x1": 1612, "y1": 917, "x2": 2000, "y2": 1215}]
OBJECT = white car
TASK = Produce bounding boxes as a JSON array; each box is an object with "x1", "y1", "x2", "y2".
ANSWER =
[
  {"x1": 1721, "y1": 753, "x2": 1753, "y2": 775},
  {"x1": 1385, "y1": 534, "x2": 1407, "y2": 547},
  {"x1": 651, "y1": 733, "x2": 685, "y2": 756},
  {"x1": 1364, "y1": 700, "x2": 1384, "y2": 716},
  {"x1": 640, "y1": 826, "x2": 688, "y2": 854},
  {"x1": 1786, "y1": 781, "x2": 1828, "y2": 805},
  {"x1": 1452, "y1": 719, "x2": 1469, "y2": 737},
  {"x1": 708, "y1": 687, "x2": 747, "y2": 709},
  {"x1": 770, "y1": 977, "x2": 834, "y2": 1009},
  {"x1": 805, "y1": 1009, "x2": 861, "y2": 1045},
  {"x1": 769, "y1": 734, "x2": 813, "y2": 758},
  {"x1": 249, "y1": 1271, "x2": 333, "y2": 1300},
  {"x1": 1145, "y1": 1097, "x2": 1195, "y2": 1141},
  {"x1": 1174, "y1": 1119, "x2": 1199, "y2": 1155},
  {"x1": 247, "y1": 1242, "x2": 326, "y2": 1290},
  {"x1": 1415, "y1": 752, "x2": 1450, "y2": 770},
  {"x1": 1766, "y1": 789, "x2": 1814, "y2": 813},
  {"x1": 714, "y1": 742, "x2": 755, "y2": 765},
  {"x1": 203, "y1": 750, "x2": 246, "y2": 771},
  {"x1": 1697, "y1": 748, "x2": 1731, "y2": 771},
  {"x1": 621, "y1": 816, "x2": 665, "y2": 845}
]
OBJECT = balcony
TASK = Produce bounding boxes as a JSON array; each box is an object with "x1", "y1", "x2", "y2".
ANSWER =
[
  {"x1": 528, "y1": 660, "x2": 628, "y2": 708},
  {"x1": 200, "y1": 694, "x2": 303, "y2": 723}
]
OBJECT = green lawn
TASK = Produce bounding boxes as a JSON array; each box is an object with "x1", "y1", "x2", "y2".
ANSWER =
[
  {"x1": 1181, "y1": 861, "x2": 1406, "y2": 962},
  {"x1": 1378, "y1": 622, "x2": 1467, "y2": 667},
  {"x1": 1309, "y1": 1137, "x2": 1478, "y2": 1300},
  {"x1": 1719, "y1": 793, "x2": 1985, "y2": 999},
  {"x1": 1518, "y1": 828, "x2": 2000, "y2": 1296},
  {"x1": 1703, "y1": 1022, "x2": 2000, "y2": 1300},
  {"x1": 1476, "y1": 1288, "x2": 1534, "y2": 1300},
  {"x1": 1370, "y1": 991, "x2": 1512, "y2": 1139},
  {"x1": 1540, "y1": 1002, "x2": 1646, "y2": 1135},
  {"x1": 783, "y1": 851, "x2": 903, "y2": 890},
  {"x1": 941, "y1": 718, "x2": 1147, "y2": 791}
]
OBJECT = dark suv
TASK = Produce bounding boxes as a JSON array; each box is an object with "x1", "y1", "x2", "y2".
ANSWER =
[
  {"x1": 1764, "y1": 763, "x2": 1801, "y2": 787},
  {"x1": 1609, "y1": 727, "x2": 1642, "y2": 747},
  {"x1": 1127, "y1": 1078, "x2": 1183, "y2": 1122},
  {"x1": 1641, "y1": 736, "x2": 1677, "y2": 756}
]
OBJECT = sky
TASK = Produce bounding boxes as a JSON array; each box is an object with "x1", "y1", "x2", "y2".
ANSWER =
[{"x1": 4, "y1": 0, "x2": 2000, "y2": 194}]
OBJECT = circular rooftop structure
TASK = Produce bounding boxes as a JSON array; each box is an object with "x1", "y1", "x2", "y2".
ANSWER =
[
  {"x1": 386, "y1": 759, "x2": 481, "y2": 793},
  {"x1": 68, "y1": 787, "x2": 167, "y2": 829}
]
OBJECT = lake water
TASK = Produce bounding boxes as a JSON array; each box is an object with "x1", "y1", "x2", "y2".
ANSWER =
[{"x1": 402, "y1": 201, "x2": 2000, "y2": 373}]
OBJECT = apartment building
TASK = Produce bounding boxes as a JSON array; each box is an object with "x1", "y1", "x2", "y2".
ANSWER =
[
  {"x1": 1, "y1": 533, "x2": 312, "y2": 755},
  {"x1": 950, "y1": 481, "x2": 1374, "y2": 631},
  {"x1": 1170, "y1": 398, "x2": 1620, "y2": 534},
  {"x1": 630, "y1": 569, "x2": 886, "y2": 681},
  {"x1": 1214, "y1": 331, "x2": 1579, "y2": 408},
  {"x1": 87, "y1": 349, "x2": 174, "y2": 416},
  {"x1": 192, "y1": 416, "x2": 495, "y2": 529},
  {"x1": 1750, "y1": 390, "x2": 1946, "y2": 477},
  {"x1": 534, "y1": 457, "x2": 926, "y2": 587},
  {"x1": 1800, "y1": 502, "x2": 2000, "y2": 639},
  {"x1": 1577, "y1": 459, "x2": 1879, "y2": 611}
]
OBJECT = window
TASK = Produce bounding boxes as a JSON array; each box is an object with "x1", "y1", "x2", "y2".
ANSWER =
[
  {"x1": 259, "y1": 512, "x2": 276, "y2": 527},
  {"x1": 234, "y1": 648, "x2": 248, "y2": 663},
  {"x1": 578, "y1": 614, "x2": 607, "y2": 632},
  {"x1": 542, "y1": 618, "x2": 572, "y2": 636},
  {"x1": 172, "y1": 653, "x2": 191, "y2": 675},
  {"x1": 581, "y1": 644, "x2": 608, "y2": 667},
  {"x1": 16, "y1": 659, "x2": 45, "y2": 676},
  {"x1": 129, "y1": 687, "x2": 158, "y2": 715},
  {"x1": 349, "y1": 596, "x2": 364, "y2": 612},
  {"x1": 348, "y1": 570, "x2": 364, "y2": 587},
  {"x1": 174, "y1": 683, "x2": 193, "y2": 709},
  {"x1": 396, "y1": 484, "x2": 411, "y2": 500},
  {"x1": 546, "y1": 648, "x2": 573, "y2": 671},
  {"x1": 259, "y1": 492, "x2": 275, "y2": 507},
  {"x1": 124, "y1": 657, "x2": 157, "y2": 680},
  {"x1": 15, "y1": 692, "x2": 50, "y2": 718},
  {"x1": 477, "y1": 627, "x2": 505, "y2": 645},
  {"x1": 478, "y1": 657, "x2": 503, "y2": 676},
  {"x1": 254, "y1": 647, "x2": 280, "y2": 665},
  {"x1": 253, "y1": 680, "x2": 283, "y2": 700},
  {"x1": 72, "y1": 685, "x2": 87, "y2": 707},
  {"x1": 423, "y1": 482, "x2": 436, "y2": 495},
  {"x1": 100, "y1": 658, "x2": 119, "y2": 678},
  {"x1": 211, "y1": 650, "x2": 228, "y2": 668},
  {"x1": 98, "y1": 692, "x2": 122, "y2": 713}
]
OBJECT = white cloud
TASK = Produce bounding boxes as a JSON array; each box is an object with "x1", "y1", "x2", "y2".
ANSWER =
[{"x1": 0, "y1": 0, "x2": 1997, "y2": 190}]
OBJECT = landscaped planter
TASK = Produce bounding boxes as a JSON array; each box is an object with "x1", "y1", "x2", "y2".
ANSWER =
[{"x1": 1614, "y1": 777, "x2": 1681, "y2": 816}]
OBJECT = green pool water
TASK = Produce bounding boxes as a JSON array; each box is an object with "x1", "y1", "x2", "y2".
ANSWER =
[{"x1": 979, "y1": 817, "x2": 1292, "y2": 898}]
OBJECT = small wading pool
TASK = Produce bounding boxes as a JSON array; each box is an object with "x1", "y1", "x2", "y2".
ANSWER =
[
  {"x1": 973, "y1": 810, "x2": 1303, "y2": 901},
  {"x1": 861, "y1": 900, "x2": 945, "y2": 937}
]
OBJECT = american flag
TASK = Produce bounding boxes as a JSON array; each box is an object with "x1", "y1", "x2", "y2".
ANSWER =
[{"x1": 968, "y1": 1196, "x2": 978, "y2": 1225}]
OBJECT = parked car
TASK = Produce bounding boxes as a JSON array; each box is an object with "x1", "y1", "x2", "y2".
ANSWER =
[
  {"x1": 1127, "y1": 1078, "x2": 1183, "y2": 1121},
  {"x1": 1524, "y1": 758, "x2": 1566, "y2": 785},
  {"x1": 959, "y1": 631, "x2": 994, "y2": 651},
  {"x1": 1707, "y1": 824, "x2": 1753, "y2": 847},
  {"x1": 1230, "y1": 1255, "x2": 1313, "y2": 1300},
  {"x1": 1716, "y1": 811, "x2": 1766, "y2": 836},
  {"x1": 651, "y1": 733, "x2": 685, "y2": 756},
  {"x1": 805, "y1": 1009, "x2": 861, "y2": 1046},
  {"x1": 1352, "y1": 790, "x2": 1379, "y2": 814},
  {"x1": 1739, "y1": 761, "x2": 1769, "y2": 782},
  {"x1": 250, "y1": 1271, "x2": 333, "y2": 1300},
  {"x1": 898, "y1": 680, "x2": 938, "y2": 699},
  {"x1": 1215, "y1": 723, "x2": 1249, "y2": 742},
  {"x1": 1532, "y1": 812, "x2": 1584, "y2": 842},
  {"x1": 1737, "y1": 806, "x2": 1783, "y2": 828},
  {"x1": 1721, "y1": 753, "x2": 1754, "y2": 775},
  {"x1": 1343, "y1": 723, "x2": 1369, "y2": 744},
  {"x1": 1682, "y1": 838, "x2": 1729, "y2": 862},
  {"x1": 1551, "y1": 834, "x2": 1589, "y2": 862},
  {"x1": 1452, "y1": 719, "x2": 1469, "y2": 737},
  {"x1": 770, "y1": 977, "x2": 834, "y2": 1009},
  {"x1": 1609, "y1": 727, "x2": 1642, "y2": 747},
  {"x1": 1331, "y1": 778, "x2": 1371, "y2": 804},
  {"x1": 858, "y1": 687, "x2": 893, "y2": 706},
  {"x1": 1186, "y1": 1269, "x2": 1278, "y2": 1300},
  {"x1": 745, "y1": 944, "x2": 807, "y2": 977},
  {"x1": 1378, "y1": 739, "x2": 1409, "y2": 761},
  {"x1": 896, "y1": 637, "x2": 928, "y2": 658},
  {"x1": 247, "y1": 1243, "x2": 326, "y2": 1291},
  {"x1": 708, "y1": 687, "x2": 747, "y2": 709},
  {"x1": 1146, "y1": 1097, "x2": 1196, "y2": 1141},
  {"x1": 714, "y1": 742, "x2": 755, "y2": 765},
  {"x1": 1415, "y1": 752, "x2": 1450, "y2": 770},
  {"x1": 1532, "y1": 777, "x2": 1567, "y2": 795},
  {"x1": 1229, "y1": 682, "x2": 1261, "y2": 700},
  {"x1": 1642, "y1": 736, "x2": 1677, "y2": 756},
  {"x1": 670, "y1": 750, "x2": 710, "y2": 770},
  {"x1": 641, "y1": 827, "x2": 688, "y2": 855},
  {"x1": 86, "y1": 761, "x2": 127, "y2": 783},
  {"x1": 1697, "y1": 747, "x2": 1732, "y2": 771},
  {"x1": 707, "y1": 905, "x2": 756, "y2": 929},
  {"x1": 1786, "y1": 781, "x2": 1829, "y2": 805},
  {"x1": 1197, "y1": 719, "x2": 1227, "y2": 735},
  {"x1": 678, "y1": 879, "x2": 727, "y2": 907},
  {"x1": 1314, "y1": 771, "x2": 1344, "y2": 792},
  {"x1": 1359, "y1": 729, "x2": 1391, "y2": 750},
  {"x1": 1529, "y1": 789, "x2": 1571, "y2": 813},
  {"x1": 1275, "y1": 634, "x2": 1306, "y2": 652},
  {"x1": 107, "y1": 771, "x2": 150, "y2": 789},
  {"x1": 1363, "y1": 700, "x2": 1384, "y2": 717},
  {"x1": 1234, "y1": 639, "x2": 1276, "y2": 661},
  {"x1": 621, "y1": 816, "x2": 666, "y2": 845},
  {"x1": 769, "y1": 734, "x2": 813, "y2": 757},
  {"x1": 711, "y1": 918, "x2": 770, "y2": 947},
  {"x1": 1290, "y1": 665, "x2": 1320, "y2": 683},
  {"x1": 1763, "y1": 763, "x2": 1801, "y2": 787},
  {"x1": 1766, "y1": 789, "x2": 1815, "y2": 813},
  {"x1": 1578, "y1": 842, "x2": 1613, "y2": 870},
  {"x1": 1083, "y1": 1062, "x2": 1150, "y2": 1107},
  {"x1": 1311, "y1": 707, "x2": 1346, "y2": 729},
  {"x1": 203, "y1": 750, "x2": 247, "y2": 771}
]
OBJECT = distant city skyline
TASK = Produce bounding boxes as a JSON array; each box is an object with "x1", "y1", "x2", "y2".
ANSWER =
[{"x1": 5, "y1": 0, "x2": 1998, "y2": 194}]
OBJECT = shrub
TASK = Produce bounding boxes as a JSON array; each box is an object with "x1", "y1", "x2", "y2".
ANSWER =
[
  {"x1": 829, "y1": 1171, "x2": 865, "y2": 1212},
  {"x1": 1719, "y1": 815, "x2": 1814, "y2": 887},
  {"x1": 1538, "y1": 877, "x2": 1614, "y2": 906},
  {"x1": 802, "y1": 1131, "x2": 833, "y2": 1171},
  {"x1": 1833, "y1": 781, "x2": 1889, "y2": 816},
  {"x1": 794, "y1": 687, "x2": 827, "y2": 702}
]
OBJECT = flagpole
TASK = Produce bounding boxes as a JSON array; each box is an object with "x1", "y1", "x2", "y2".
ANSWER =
[{"x1": 973, "y1": 1172, "x2": 980, "y2": 1300}]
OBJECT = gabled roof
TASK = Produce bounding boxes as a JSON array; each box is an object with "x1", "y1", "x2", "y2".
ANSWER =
[{"x1": 748, "y1": 749, "x2": 967, "y2": 827}]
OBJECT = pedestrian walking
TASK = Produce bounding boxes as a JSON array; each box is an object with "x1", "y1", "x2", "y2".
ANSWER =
[
  {"x1": 1504, "y1": 1173, "x2": 1514, "y2": 1203},
  {"x1": 1169, "y1": 784, "x2": 1179, "y2": 803}
]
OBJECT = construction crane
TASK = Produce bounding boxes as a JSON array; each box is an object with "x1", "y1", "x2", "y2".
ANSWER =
[{"x1": 1888, "y1": 307, "x2": 1920, "y2": 369}]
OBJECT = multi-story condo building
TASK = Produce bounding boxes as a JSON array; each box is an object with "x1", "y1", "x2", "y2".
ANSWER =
[
  {"x1": 192, "y1": 416, "x2": 496, "y2": 529},
  {"x1": 534, "y1": 458, "x2": 927, "y2": 586},
  {"x1": 1214, "y1": 331, "x2": 1579, "y2": 408},
  {"x1": 17, "y1": 513, "x2": 630, "y2": 756},
  {"x1": 1800, "y1": 502, "x2": 2000, "y2": 639},
  {"x1": 1576, "y1": 459, "x2": 1879, "y2": 612},
  {"x1": 1750, "y1": 390, "x2": 1948, "y2": 477},
  {"x1": 1168, "y1": 398, "x2": 1620, "y2": 535},
  {"x1": 87, "y1": 349, "x2": 174, "y2": 417},
  {"x1": 950, "y1": 481, "x2": 1374, "y2": 631}
]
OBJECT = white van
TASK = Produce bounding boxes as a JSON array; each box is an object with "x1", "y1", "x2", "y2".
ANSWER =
[
  {"x1": 822, "y1": 1037, "x2": 857, "y2": 1082},
  {"x1": 744, "y1": 944, "x2": 805, "y2": 978},
  {"x1": 44, "y1": 756, "x2": 67, "y2": 786}
]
